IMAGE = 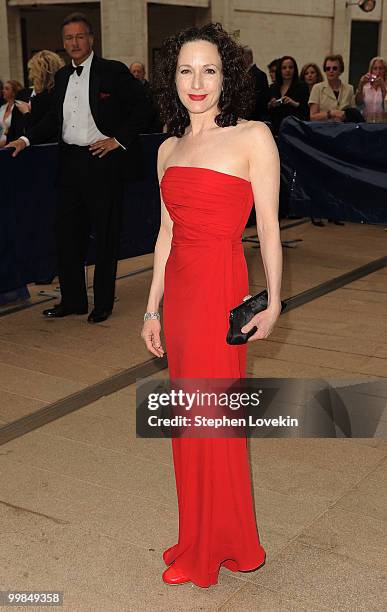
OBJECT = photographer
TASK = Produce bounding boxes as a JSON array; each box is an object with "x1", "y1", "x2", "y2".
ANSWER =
[{"x1": 355, "y1": 56, "x2": 386, "y2": 122}]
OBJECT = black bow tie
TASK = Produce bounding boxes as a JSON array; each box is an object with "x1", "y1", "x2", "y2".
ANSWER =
[{"x1": 70, "y1": 65, "x2": 83, "y2": 76}]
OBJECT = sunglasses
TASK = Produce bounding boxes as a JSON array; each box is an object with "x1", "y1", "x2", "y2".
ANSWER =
[{"x1": 325, "y1": 66, "x2": 339, "y2": 72}]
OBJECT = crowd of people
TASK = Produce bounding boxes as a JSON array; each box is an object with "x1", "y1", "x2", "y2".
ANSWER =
[
  {"x1": 1, "y1": 20, "x2": 386, "y2": 310},
  {"x1": 245, "y1": 51, "x2": 387, "y2": 131},
  {"x1": 1, "y1": 47, "x2": 386, "y2": 147}
]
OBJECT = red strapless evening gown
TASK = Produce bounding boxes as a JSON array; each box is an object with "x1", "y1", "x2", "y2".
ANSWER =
[{"x1": 161, "y1": 166, "x2": 266, "y2": 587}]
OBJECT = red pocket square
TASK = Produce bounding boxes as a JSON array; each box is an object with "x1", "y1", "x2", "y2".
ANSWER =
[{"x1": 99, "y1": 92, "x2": 111, "y2": 99}]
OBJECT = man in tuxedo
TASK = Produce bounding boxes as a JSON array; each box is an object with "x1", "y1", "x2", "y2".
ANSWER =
[
  {"x1": 243, "y1": 47, "x2": 269, "y2": 121},
  {"x1": 8, "y1": 12, "x2": 151, "y2": 323}
]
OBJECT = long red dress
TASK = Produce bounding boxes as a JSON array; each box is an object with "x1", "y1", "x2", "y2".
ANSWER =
[{"x1": 161, "y1": 166, "x2": 266, "y2": 587}]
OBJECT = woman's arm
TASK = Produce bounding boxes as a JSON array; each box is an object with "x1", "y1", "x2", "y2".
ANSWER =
[
  {"x1": 141, "y1": 139, "x2": 174, "y2": 357},
  {"x1": 146, "y1": 199, "x2": 173, "y2": 313},
  {"x1": 309, "y1": 102, "x2": 328, "y2": 121},
  {"x1": 355, "y1": 74, "x2": 369, "y2": 105},
  {"x1": 309, "y1": 85, "x2": 325, "y2": 121},
  {"x1": 243, "y1": 122, "x2": 282, "y2": 341}
]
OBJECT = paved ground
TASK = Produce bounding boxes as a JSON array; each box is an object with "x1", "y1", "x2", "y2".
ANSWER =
[{"x1": 0, "y1": 221, "x2": 386, "y2": 611}]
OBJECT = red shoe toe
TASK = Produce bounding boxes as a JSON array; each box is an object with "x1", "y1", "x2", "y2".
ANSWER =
[{"x1": 162, "y1": 564, "x2": 190, "y2": 585}]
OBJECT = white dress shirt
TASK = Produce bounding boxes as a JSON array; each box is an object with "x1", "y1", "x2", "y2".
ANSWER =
[{"x1": 62, "y1": 51, "x2": 108, "y2": 146}]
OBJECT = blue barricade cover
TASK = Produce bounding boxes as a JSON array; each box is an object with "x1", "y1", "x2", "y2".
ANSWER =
[
  {"x1": 0, "y1": 134, "x2": 166, "y2": 292},
  {"x1": 278, "y1": 117, "x2": 387, "y2": 224}
]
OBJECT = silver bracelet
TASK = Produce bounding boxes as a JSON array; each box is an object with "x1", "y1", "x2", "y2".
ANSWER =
[{"x1": 144, "y1": 311, "x2": 160, "y2": 321}]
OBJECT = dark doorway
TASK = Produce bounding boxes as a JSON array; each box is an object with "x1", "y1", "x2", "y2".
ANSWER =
[
  {"x1": 147, "y1": 3, "x2": 210, "y2": 79},
  {"x1": 349, "y1": 20, "x2": 379, "y2": 89}
]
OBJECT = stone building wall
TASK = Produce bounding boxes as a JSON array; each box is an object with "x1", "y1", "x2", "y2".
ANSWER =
[{"x1": 1, "y1": 0, "x2": 386, "y2": 88}]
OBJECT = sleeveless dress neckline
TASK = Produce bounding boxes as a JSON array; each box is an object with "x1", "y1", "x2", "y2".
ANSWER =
[{"x1": 162, "y1": 165, "x2": 251, "y2": 185}]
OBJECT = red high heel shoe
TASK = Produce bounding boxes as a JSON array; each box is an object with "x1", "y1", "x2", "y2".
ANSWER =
[
  {"x1": 162, "y1": 550, "x2": 171, "y2": 566},
  {"x1": 162, "y1": 564, "x2": 191, "y2": 585}
]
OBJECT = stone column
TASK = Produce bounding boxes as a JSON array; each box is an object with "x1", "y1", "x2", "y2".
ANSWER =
[
  {"x1": 379, "y1": 0, "x2": 387, "y2": 60},
  {"x1": 210, "y1": 0, "x2": 234, "y2": 32},
  {"x1": 7, "y1": 7, "x2": 24, "y2": 84},
  {"x1": 0, "y1": 0, "x2": 11, "y2": 81},
  {"x1": 332, "y1": 0, "x2": 352, "y2": 81},
  {"x1": 100, "y1": 0, "x2": 147, "y2": 70}
]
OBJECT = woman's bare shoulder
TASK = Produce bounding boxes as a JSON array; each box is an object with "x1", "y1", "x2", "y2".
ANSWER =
[
  {"x1": 236, "y1": 120, "x2": 274, "y2": 147},
  {"x1": 239, "y1": 119, "x2": 271, "y2": 134}
]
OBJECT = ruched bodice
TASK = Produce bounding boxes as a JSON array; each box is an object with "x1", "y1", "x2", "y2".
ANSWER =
[
  {"x1": 161, "y1": 166, "x2": 254, "y2": 378},
  {"x1": 161, "y1": 166, "x2": 253, "y2": 245},
  {"x1": 160, "y1": 165, "x2": 266, "y2": 588}
]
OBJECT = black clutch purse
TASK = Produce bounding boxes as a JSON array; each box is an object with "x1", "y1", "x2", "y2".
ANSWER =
[{"x1": 226, "y1": 289, "x2": 285, "y2": 345}]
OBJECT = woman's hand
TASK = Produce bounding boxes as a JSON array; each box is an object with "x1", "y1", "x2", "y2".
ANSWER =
[
  {"x1": 359, "y1": 74, "x2": 369, "y2": 87},
  {"x1": 268, "y1": 97, "x2": 280, "y2": 109},
  {"x1": 372, "y1": 76, "x2": 384, "y2": 90},
  {"x1": 330, "y1": 109, "x2": 345, "y2": 122},
  {"x1": 241, "y1": 304, "x2": 282, "y2": 342},
  {"x1": 141, "y1": 319, "x2": 165, "y2": 357},
  {"x1": 282, "y1": 95, "x2": 299, "y2": 108}
]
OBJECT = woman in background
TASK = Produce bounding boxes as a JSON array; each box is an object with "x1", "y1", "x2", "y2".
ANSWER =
[
  {"x1": 0, "y1": 79, "x2": 31, "y2": 305},
  {"x1": 12, "y1": 51, "x2": 64, "y2": 285},
  {"x1": 9, "y1": 50, "x2": 64, "y2": 141},
  {"x1": 300, "y1": 62, "x2": 323, "y2": 92},
  {"x1": 309, "y1": 54, "x2": 356, "y2": 122},
  {"x1": 267, "y1": 55, "x2": 309, "y2": 134},
  {"x1": 0, "y1": 80, "x2": 24, "y2": 146},
  {"x1": 355, "y1": 56, "x2": 386, "y2": 122}
]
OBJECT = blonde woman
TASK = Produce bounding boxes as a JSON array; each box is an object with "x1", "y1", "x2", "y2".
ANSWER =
[
  {"x1": 355, "y1": 56, "x2": 386, "y2": 121},
  {"x1": 0, "y1": 80, "x2": 24, "y2": 146},
  {"x1": 10, "y1": 50, "x2": 64, "y2": 141}
]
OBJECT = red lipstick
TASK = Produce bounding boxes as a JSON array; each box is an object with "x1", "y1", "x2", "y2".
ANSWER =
[{"x1": 188, "y1": 94, "x2": 207, "y2": 101}]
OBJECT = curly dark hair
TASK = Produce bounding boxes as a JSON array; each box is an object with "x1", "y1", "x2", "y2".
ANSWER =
[{"x1": 153, "y1": 23, "x2": 254, "y2": 138}]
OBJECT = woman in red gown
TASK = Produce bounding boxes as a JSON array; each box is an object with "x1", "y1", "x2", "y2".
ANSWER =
[{"x1": 142, "y1": 23, "x2": 282, "y2": 588}]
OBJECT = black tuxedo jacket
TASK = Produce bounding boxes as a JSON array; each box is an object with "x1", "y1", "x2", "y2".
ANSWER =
[{"x1": 27, "y1": 54, "x2": 151, "y2": 156}]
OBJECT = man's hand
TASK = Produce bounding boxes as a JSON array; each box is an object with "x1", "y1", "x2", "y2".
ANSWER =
[
  {"x1": 15, "y1": 100, "x2": 31, "y2": 115},
  {"x1": 89, "y1": 137, "x2": 120, "y2": 158},
  {"x1": 5, "y1": 138, "x2": 27, "y2": 157}
]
